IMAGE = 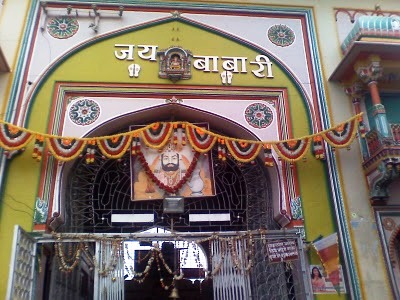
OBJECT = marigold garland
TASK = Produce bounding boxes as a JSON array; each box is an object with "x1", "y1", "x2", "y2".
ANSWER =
[
  {"x1": 97, "y1": 134, "x2": 132, "y2": 159},
  {"x1": 85, "y1": 140, "x2": 96, "y2": 163},
  {"x1": 32, "y1": 135, "x2": 44, "y2": 161},
  {"x1": 185, "y1": 124, "x2": 218, "y2": 153},
  {"x1": 48, "y1": 229, "x2": 300, "y2": 277},
  {"x1": 313, "y1": 136, "x2": 325, "y2": 160},
  {"x1": 0, "y1": 113, "x2": 362, "y2": 163},
  {"x1": 0, "y1": 123, "x2": 33, "y2": 150},
  {"x1": 263, "y1": 144, "x2": 274, "y2": 166},
  {"x1": 273, "y1": 138, "x2": 311, "y2": 163},
  {"x1": 140, "y1": 123, "x2": 173, "y2": 150},
  {"x1": 321, "y1": 117, "x2": 358, "y2": 149},
  {"x1": 46, "y1": 137, "x2": 87, "y2": 162},
  {"x1": 225, "y1": 140, "x2": 262, "y2": 163}
]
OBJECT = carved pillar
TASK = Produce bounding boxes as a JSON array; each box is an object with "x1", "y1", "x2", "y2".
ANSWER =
[
  {"x1": 345, "y1": 82, "x2": 368, "y2": 158},
  {"x1": 355, "y1": 56, "x2": 391, "y2": 137}
]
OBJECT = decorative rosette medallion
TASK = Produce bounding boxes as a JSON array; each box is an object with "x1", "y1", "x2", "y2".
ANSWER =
[
  {"x1": 47, "y1": 16, "x2": 79, "y2": 39},
  {"x1": 69, "y1": 98, "x2": 100, "y2": 126},
  {"x1": 244, "y1": 103, "x2": 273, "y2": 129},
  {"x1": 268, "y1": 24, "x2": 295, "y2": 47},
  {"x1": 383, "y1": 217, "x2": 396, "y2": 231}
]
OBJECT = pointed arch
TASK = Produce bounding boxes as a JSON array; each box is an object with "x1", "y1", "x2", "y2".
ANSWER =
[
  {"x1": 19, "y1": 16, "x2": 317, "y2": 133},
  {"x1": 54, "y1": 103, "x2": 281, "y2": 233}
]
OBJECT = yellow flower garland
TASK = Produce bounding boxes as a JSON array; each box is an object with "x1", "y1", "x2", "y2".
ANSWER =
[{"x1": 0, "y1": 113, "x2": 363, "y2": 163}]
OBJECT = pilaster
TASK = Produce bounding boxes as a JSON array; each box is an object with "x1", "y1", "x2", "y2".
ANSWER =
[
  {"x1": 345, "y1": 81, "x2": 368, "y2": 158},
  {"x1": 355, "y1": 56, "x2": 391, "y2": 138}
]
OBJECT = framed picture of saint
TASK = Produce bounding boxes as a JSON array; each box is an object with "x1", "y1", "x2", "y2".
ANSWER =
[{"x1": 130, "y1": 123, "x2": 216, "y2": 201}]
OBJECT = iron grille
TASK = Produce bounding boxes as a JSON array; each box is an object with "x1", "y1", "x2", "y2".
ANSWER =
[{"x1": 65, "y1": 145, "x2": 276, "y2": 233}]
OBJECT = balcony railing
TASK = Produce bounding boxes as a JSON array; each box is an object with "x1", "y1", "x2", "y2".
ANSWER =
[{"x1": 363, "y1": 125, "x2": 400, "y2": 168}]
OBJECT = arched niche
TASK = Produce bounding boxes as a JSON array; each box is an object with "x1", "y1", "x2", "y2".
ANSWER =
[{"x1": 54, "y1": 103, "x2": 281, "y2": 233}]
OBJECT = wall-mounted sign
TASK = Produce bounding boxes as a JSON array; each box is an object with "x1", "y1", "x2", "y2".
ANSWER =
[
  {"x1": 266, "y1": 239, "x2": 299, "y2": 263},
  {"x1": 114, "y1": 44, "x2": 274, "y2": 81}
]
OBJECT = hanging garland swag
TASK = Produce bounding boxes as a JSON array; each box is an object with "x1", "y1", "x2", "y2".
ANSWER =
[
  {"x1": 0, "y1": 113, "x2": 362, "y2": 164},
  {"x1": 51, "y1": 229, "x2": 268, "y2": 281}
]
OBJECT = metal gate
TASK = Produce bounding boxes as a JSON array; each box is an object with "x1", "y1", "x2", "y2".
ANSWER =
[
  {"x1": 95, "y1": 239, "x2": 125, "y2": 300},
  {"x1": 7, "y1": 228, "x2": 312, "y2": 299},
  {"x1": 6, "y1": 225, "x2": 37, "y2": 300}
]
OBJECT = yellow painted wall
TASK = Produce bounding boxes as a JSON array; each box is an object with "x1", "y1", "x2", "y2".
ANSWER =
[
  {"x1": 1, "y1": 0, "x2": 399, "y2": 299},
  {"x1": 0, "y1": 0, "x2": 32, "y2": 296},
  {"x1": 0, "y1": 19, "x2": 336, "y2": 298}
]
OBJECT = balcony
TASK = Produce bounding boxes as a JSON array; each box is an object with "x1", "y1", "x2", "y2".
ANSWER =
[
  {"x1": 330, "y1": 16, "x2": 400, "y2": 83},
  {"x1": 341, "y1": 16, "x2": 400, "y2": 55},
  {"x1": 364, "y1": 125, "x2": 400, "y2": 167},
  {"x1": 363, "y1": 126, "x2": 400, "y2": 203},
  {"x1": 329, "y1": 15, "x2": 400, "y2": 202}
]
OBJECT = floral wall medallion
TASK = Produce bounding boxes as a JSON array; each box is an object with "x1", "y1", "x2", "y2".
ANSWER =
[
  {"x1": 268, "y1": 24, "x2": 295, "y2": 47},
  {"x1": 69, "y1": 98, "x2": 100, "y2": 126},
  {"x1": 47, "y1": 16, "x2": 79, "y2": 39},
  {"x1": 244, "y1": 103, "x2": 273, "y2": 129},
  {"x1": 383, "y1": 217, "x2": 396, "y2": 231}
]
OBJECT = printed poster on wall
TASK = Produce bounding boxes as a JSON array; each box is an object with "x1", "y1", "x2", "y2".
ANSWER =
[
  {"x1": 131, "y1": 123, "x2": 215, "y2": 201},
  {"x1": 309, "y1": 265, "x2": 346, "y2": 294}
]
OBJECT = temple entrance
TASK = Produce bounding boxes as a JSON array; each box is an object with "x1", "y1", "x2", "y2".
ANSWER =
[
  {"x1": 7, "y1": 115, "x2": 312, "y2": 299},
  {"x1": 8, "y1": 226, "x2": 309, "y2": 300}
]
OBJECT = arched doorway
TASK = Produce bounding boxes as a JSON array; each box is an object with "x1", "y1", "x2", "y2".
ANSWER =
[
  {"x1": 35, "y1": 106, "x2": 309, "y2": 300},
  {"x1": 59, "y1": 103, "x2": 278, "y2": 234},
  {"x1": 63, "y1": 141, "x2": 274, "y2": 234}
]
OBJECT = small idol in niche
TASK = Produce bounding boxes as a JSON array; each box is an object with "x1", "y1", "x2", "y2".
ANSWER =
[{"x1": 169, "y1": 54, "x2": 182, "y2": 69}]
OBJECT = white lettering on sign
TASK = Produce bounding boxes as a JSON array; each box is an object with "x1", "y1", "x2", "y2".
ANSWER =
[
  {"x1": 267, "y1": 240, "x2": 299, "y2": 263},
  {"x1": 221, "y1": 56, "x2": 247, "y2": 73},
  {"x1": 250, "y1": 55, "x2": 274, "y2": 78},
  {"x1": 193, "y1": 55, "x2": 219, "y2": 72},
  {"x1": 137, "y1": 45, "x2": 158, "y2": 61},
  {"x1": 114, "y1": 44, "x2": 135, "y2": 60},
  {"x1": 114, "y1": 44, "x2": 158, "y2": 61},
  {"x1": 114, "y1": 44, "x2": 275, "y2": 79}
]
